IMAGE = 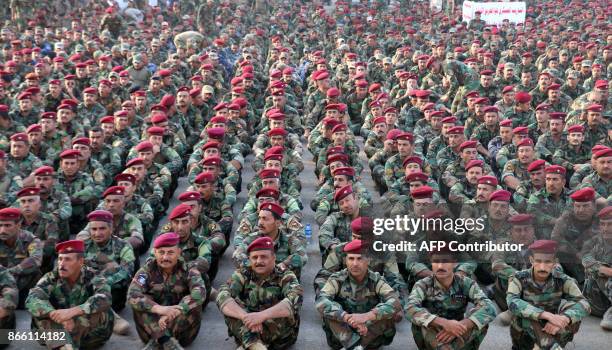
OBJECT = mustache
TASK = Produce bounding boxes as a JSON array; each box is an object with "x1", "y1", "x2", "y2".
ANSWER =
[
  {"x1": 254, "y1": 263, "x2": 265, "y2": 267},
  {"x1": 436, "y1": 269, "x2": 447, "y2": 273},
  {"x1": 537, "y1": 270, "x2": 548, "y2": 274}
]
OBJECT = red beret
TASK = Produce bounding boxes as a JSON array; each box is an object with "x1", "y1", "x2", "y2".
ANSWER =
[
  {"x1": 194, "y1": 171, "x2": 216, "y2": 184},
  {"x1": 343, "y1": 239, "x2": 365, "y2": 254},
  {"x1": 325, "y1": 103, "x2": 342, "y2": 111},
  {"x1": 260, "y1": 202, "x2": 284, "y2": 217},
  {"x1": 333, "y1": 167, "x2": 355, "y2": 178},
  {"x1": 516, "y1": 138, "x2": 534, "y2": 148},
  {"x1": 135, "y1": 141, "x2": 154, "y2": 152},
  {"x1": 40, "y1": 112, "x2": 57, "y2": 120},
  {"x1": 17, "y1": 92, "x2": 32, "y2": 100},
  {"x1": 326, "y1": 87, "x2": 340, "y2": 98},
  {"x1": 386, "y1": 129, "x2": 402, "y2": 140},
  {"x1": 482, "y1": 106, "x2": 499, "y2": 114},
  {"x1": 480, "y1": 69, "x2": 494, "y2": 76},
  {"x1": 497, "y1": 119, "x2": 511, "y2": 127},
  {"x1": 34, "y1": 166, "x2": 55, "y2": 176},
  {"x1": 508, "y1": 214, "x2": 534, "y2": 226},
  {"x1": 592, "y1": 145, "x2": 609, "y2": 154},
  {"x1": 87, "y1": 210, "x2": 113, "y2": 223},
  {"x1": 368, "y1": 83, "x2": 381, "y2": 93},
  {"x1": 256, "y1": 187, "x2": 280, "y2": 199},
  {"x1": 100, "y1": 116, "x2": 114, "y2": 124},
  {"x1": 594, "y1": 80, "x2": 608, "y2": 90},
  {"x1": 10, "y1": 133, "x2": 28, "y2": 142},
  {"x1": 567, "y1": 125, "x2": 584, "y2": 134},
  {"x1": 160, "y1": 95, "x2": 175, "y2": 107},
  {"x1": 327, "y1": 153, "x2": 349, "y2": 165},
  {"x1": 202, "y1": 141, "x2": 220, "y2": 152},
  {"x1": 544, "y1": 165, "x2": 566, "y2": 176},
  {"x1": 247, "y1": 236, "x2": 274, "y2": 253},
  {"x1": 513, "y1": 126, "x2": 529, "y2": 135},
  {"x1": 26, "y1": 124, "x2": 42, "y2": 134},
  {"x1": 202, "y1": 156, "x2": 222, "y2": 167},
  {"x1": 102, "y1": 185, "x2": 125, "y2": 198},
  {"x1": 210, "y1": 116, "x2": 227, "y2": 124},
  {"x1": 268, "y1": 112, "x2": 285, "y2": 121},
  {"x1": 334, "y1": 184, "x2": 354, "y2": 202},
  {"x1": 72, "y1": 137, "x2": 90, "y2": 147},
  {"x1": 447, "y1": 126, "x2": 464, "y2": 135},
  {"x1": 411, "y1": 186, "x2": 434, "y2": 199},
  {"x1": 396, "y1": 132, "x2": 414, "y2": 142},
  {"x1": 502, "y1": 86, "x2": 514, "y2": 94},
  {"x1": 207, "y1": 127, "x2": 225, "y2": 139},
  {"x1": 597, "y1": 206, "x2": 612, "y2": 220},
  {"x1": 594, "y1": 148, "x2": 612, "y2": 159},
  {"x1": 126, "y1": 157, "x2": 145, "y2": 167},
  {"x1": 169, "y1": 203, "x2": 192, "y2": 220},
  {"x1": 459, "y1": 140, "x2": 478, "y2": 151},
  {"x1": 314, "y1": 71, "x2": 330, "y2": 81},
  {"x1": 586, "y1": 104, "x2": 603, "y2": 113},
  {"x1": 465, "y1": 159, "x2": 484, "y2": 171},
  {"x1": 373, "y1": 116, "x2": 386, "y2": 125},
  {"x1": 549, "y1": 112, "x2": 566, "y2": 121},
  {"x1": 55, "y1": 240, "x2": 84, "y2": 254},
  {"x1": 528, "y1": 240, "x2": 557, "y2": 254},
  {"x1": 259, "y1": 168, "x2": 280, "y2": 179},
  {"x1": 16, "y1": 187, "x2": 40, "y2": 198},
  {"x1": 535, "y1": 103, "x2": 551, "y2": 111},
  {"x1": 115, "y1": 173, "x2": 136, "y2": 184},
  {"x1": 515, "y1": 92, "x2": 532, "y2": 103},
  {"x1": 147, "y1": 126, "x2": 165, "y2": 136},
  {"x1": 60, "y1": 149, "x2": 81, "y2": 159},
  {"x1": 570, "y1": 187, "x2": 595, "y2": 202},
  {"x1": 153, "y1": 232, "x2": 180, "y2": 248},
  {"x1": 402, "y1": 156, "x2": 423, "y2": 167},
  {"x1": 489, "y1": 189, "x2": 511, "y2": 202},
  {"x1": 473, "y1": 97, "x2": 489, "y2": 105},
  {"x1": 441, "y1": 116, "x2": 457, "y2": 124},
  {"x1": 465, "y1": 91, "x2": 480, "y2": 98},
  {"x1": 332, "y1": 123, "x2": 348, "y2": 134},
  {"x1": 178, "y1": 191, "x2": 201, "y2": 202},
  {"x1": 82, "y1": 87, "x2": 97, "y2": 95},
  {"x1": 525, "y1": 159, "x2": 545, "y2": 172},
  {"x1": 150, "y1": 114, "x2": 168, "y2": 124},
  {"x1": 414, "y1": 90, "x2": 431, "y2": 98},
  {"x1": 405, "y1": 171, "x2": 429, "y2": 183},
  {"x1": 478, "y1": 175, "x2": 498, "y2": 186},
  {"x1": 265, "y1": 146, "x2": 284, "y2": 156},
  {"x1": 264, "y1": 152, "x2": 283, "y2": 162}
]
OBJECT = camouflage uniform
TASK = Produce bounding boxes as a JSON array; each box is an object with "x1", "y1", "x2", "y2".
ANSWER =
[
  {"x1": 406, "y1": 274, "x2": 497, "y2": 350},
  {"x1": 507, "y1": 268, "x2": 590, "y2": 349},
  {"x1": 536, "y1": 132, "x2": 568, "y2": 162},
  {"x1": 233, "y1": 230, "x2": 307, "y2": 278},
  {"x1": 526, "y1": 189, "x2": 571, "y2": 239},
  {"x1": 7, "y1": 153, "x2": 43, "y2": 179},
  {"x1": 216, "y1": 266, "x2": 303, "y2": 349},
  {"x1": 128, "y1": 258, "x2": 205, "y2": 346},
  {"x1": 0, "y1": 230, "x2": 42, "y2": 305},
  {"x1": 83, "y1": 236, "x2": 135, "y2": 310},
  {"x1": 21, "y1": 212, "x2": 59, "y2": 268},
  {"x1": 316, "y1": 269, "x2": 402, "y2": 350},
  {"x1": 580, "y1": 235, "x2": 612, "y2": 316},
  {"x1": 579, "y1": 172, "x2": 612, "y2": 201},
  {"x1": 319, "y1": 209, "x2": 372, "y2": 258},
  {"x1": 26, "y1": 267, "x2": 114, "y2": 349},
  {"x1": 0, "y1": 171, "x2": 22, "y2": 208},
  {"x1": 78, "y1": 212, "x2": 144, "y2": 250},
  {"x1": 490, "y1": 241, "x2": 532, "y2": 310},
  {"x1": 0, "y1": 266, "x2": 17, "y2": 335},
  {"x1": 56, "y1": 171, "x2": 97, "y2": 233}
]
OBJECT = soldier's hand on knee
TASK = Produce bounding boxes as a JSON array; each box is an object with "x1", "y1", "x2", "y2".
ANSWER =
[
  {"x1": 436, "y1": 329, "x2": 456, "y2": 344},
  {"x1": 356, "y1": 324, "x2": 368, "y2": 336},
  {"x1": 62, "y1": 319, "x2": 75, "y2": 332},
  {"x1": 543, "y1": 322, "x2": 562, "y2": 335},
  {"x1": 159, "y1": 315, "x2": 170, "y2": 331}
]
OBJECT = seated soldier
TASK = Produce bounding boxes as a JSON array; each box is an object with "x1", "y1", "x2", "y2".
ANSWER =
[
  {"x1": 26, "y1": 240, "x2": 114, "y2": 349},
  {"x1": 128, "y1": 232, "x2": 206, "y2": 349},
  {"x1": 581, "y1": 206, "x2": 612, "y2": 330},
  {"x1": 406, "y1": 246, "x2": 497, "y2": 349},
  {"x1": 217, "y1": 236, "x2": 302, "y2": 350},
  {"x1": 0, "y1": 265, "x2": 17, "y2": 348},
  {"x1": 507, "y1": 240, "x2": 591, "y2": 350},
  {"x1": 81, "y1": 210, "x2": 135, "y2": 334},
  {"x1": 0, "y1": 207, "x2": 42, "y2": 308},
  {"x1": 233, "y1": 202, "x2": 306, "y2": 279},
  {"x1": 316, "y1": 239, "x2": 402, "y2": 350}
]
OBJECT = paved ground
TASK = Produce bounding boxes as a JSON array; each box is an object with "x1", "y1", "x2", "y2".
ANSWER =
[{"x1": 7, "y1": 138, "x2": 611, "y2": 349}]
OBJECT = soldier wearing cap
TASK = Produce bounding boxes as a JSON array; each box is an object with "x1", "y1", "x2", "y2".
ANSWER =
[
  {"x1": 56, "y1": 149, "x2": 98, "y2": 234},
  {"x1": 406, "y1": 246, "x2": 496, "y2": 350},
  {"x1": 316, "y1": 238, "x2": 402, "y2": 350},
  {"x1": 448, "y1": 159, "x2": 486, "y2": 208},
  {"x1": 436, "y1": 125, "x2": 468, "y2": 175},
  {"x1": 7, "y1": 132, "x2": 43, "y2": 187},
  {"x1": 190, "y1": 170, "x2": 234, "y2": 240},
  {"x1": 217, "y1": 236, "x2": 303, "y2": 350},
  {"x1": 496, "y1": 126, "x2": 531, "y2": 170},
  {"x1": 72, "y1": 137, "x2": 109, "y2": 194},
  {"x1": 26, "y1": 239, "x2": 114, "y2": 349},
  {"x1": 15, "y1": 187, "x2": 58, "y2": 271},
  {"x1": 31, "y1": 165, "x2": 72, "y2": 240},
  {"x1": 77, "y1": 87, "x2": 107, "y2": 127},
  {"x1": 551, "y1": 187, "x2": 598, "y2": 283},
  {"x1": 535, "y1": 112, "x2": 568, "y2": 163},
  {"x1": 88, "y1": 126, "x2": 122, "y2": 177},
  {"x1": 579, "y1": 148, "x2": 612, "y2": 203},
  {"x1": 247, "y1": 155, "x2": 301, "y2": 201},
  {"x1": 319, "y1": 184, "x2": 374, "y2": 260},
  {"x1": 507, "y1": 240, "x2": 590, "y2": 350},
  {"x1": 315, "y1": 166, "x2": 372, "y2": 226},
  {"x1": 241, "y1": 169, "x2": 302, "y2": 218},
  {"x1": 504, "y1": 91, "x2": 535, "y2": 128},
  {"x1": 552, "y1": 124, "x2": 590, "y2": 176},
  {"x1": 442, "y1": 140, "x2": 493, "y2": 189},
  {"x1": 0, "y1": 207, "x2": 42, "y2": 308},
  {"x1": 234, "y1": 202, "x2": 306, "y2": 278},
  {"x1": 580, "y1": 206, "x2": 612, "y2": 330},
  {"x1": 384, "y1": 132, "x2": 428, "y2": 189},
  {"x1": 128, "y1": 232, "x2": 206, "y2": 349},
  {"x1": 524, "y1": 165, "x2": 570, "y2": 238},
  {"x1": 582, "y1": 104, "x2": 608, "y2": 149},
  {"x1": 0, "y1": 149, "x2": 22, "y2": 208}
]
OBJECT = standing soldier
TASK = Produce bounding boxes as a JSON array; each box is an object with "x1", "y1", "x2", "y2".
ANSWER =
[
  {"x1": 217, "y1": 236, "x2": 303, "y2": 350},
  {"x1": 406, "y1": 247, "x2": 497, "y2": 349},
  {"x1": 316, "y1": 240, "x2": 402, "y2": 350},
  {"x1": 26, "y1": 240, "x2": 114, "y2": 349},
  {"x1": 581, "y1": 206, "x2": 612, "y2": 330},
  {"x1": 507, "y1": 240, "x2": 591, "y2": 350},
  {"x1": 128, "y1": 232, "x2": 206, "y2": 350}
]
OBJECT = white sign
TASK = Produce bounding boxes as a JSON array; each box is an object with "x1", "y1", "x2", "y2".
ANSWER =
[
  {"x1": 463, "y1": 1, "x2": 526, "y2": 25},
  {"x1": 430, "y1": 0, "x2": 443, "y2": 12}
]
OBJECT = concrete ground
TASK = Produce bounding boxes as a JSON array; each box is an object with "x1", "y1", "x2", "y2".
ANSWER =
[{"x1": 8, "y1": 138, "x2": 611, "y2": 349}]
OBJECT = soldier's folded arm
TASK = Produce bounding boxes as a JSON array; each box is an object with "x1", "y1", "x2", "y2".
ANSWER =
[
  {"x1": 506, "y1": 275, "x2": 546, "y2": 320},
  {"x1": 178, "y1": 267, "x2": 207, "y2": 315}
]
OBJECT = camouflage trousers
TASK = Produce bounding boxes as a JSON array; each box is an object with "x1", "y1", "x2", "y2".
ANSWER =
[
  {"x1": 133, "y1": 305, "x2": 202, "y2": 346},
  {"x1": 31, "y1": 310, "x2": 113, "y2": 349},
  {"x1": 492, "y1": 276, "x2": 510, "y2": 311},
  {"x1": 322, "y1": 317, "x2": 396, "y2": 350},
  {"x1": 16, "y1": 270, "x2": 42, "y2": 309},
  {"x1": 582, "y1": 274, "x2": 612, "y2": 317},
  {"x1": 224, "y1": 314, "x2": 299, "y2": 350},
  {"x1": 510, "y1": 302, "x2": 581, "y2": 350},
  {"x1": 411, "y1": 323, "x2": 488, "y2": 350},
  {"x1": 0, "y1": 312, "x2": 15, "y2": 349}
]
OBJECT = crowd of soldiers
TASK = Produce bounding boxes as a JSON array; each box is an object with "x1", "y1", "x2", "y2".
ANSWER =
[{"x1": 0, "y1": 0, "x2": 611, "y2": 349}]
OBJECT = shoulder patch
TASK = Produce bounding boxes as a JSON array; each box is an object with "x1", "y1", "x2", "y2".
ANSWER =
[{"x1": 135, "y1": 273, "x2": 147, "y2": 286}]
